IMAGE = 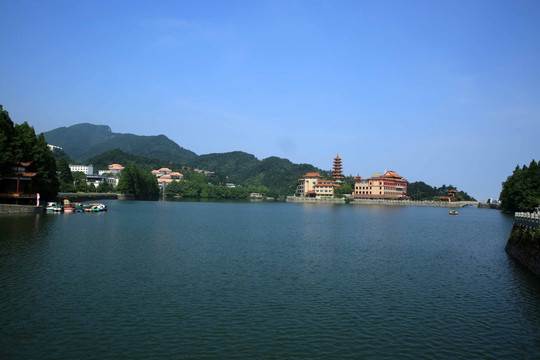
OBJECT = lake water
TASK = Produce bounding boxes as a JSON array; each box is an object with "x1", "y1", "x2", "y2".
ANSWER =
[{"x1": 1, "y1": 200, "x2": 539, "y2": 359}]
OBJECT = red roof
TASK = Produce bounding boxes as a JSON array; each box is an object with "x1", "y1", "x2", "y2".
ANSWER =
[
  {"x1": 381, "y1": 170, "x2": 403, "y2": 179},
  {"x1": 303, "y1": 172, "x2": 322, "y2": 178},
  {"x1": 108, "y1": 164, "x2": 124, "y2": 170}
]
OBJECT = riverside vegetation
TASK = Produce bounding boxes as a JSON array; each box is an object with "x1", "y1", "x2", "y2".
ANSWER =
[
  {"x1": 500, "y1": 159, "x2": 540, "y2": 212},
  {"x1": 0, "y1": 106, "x2": 58, "y2": 200},
  {"x1": 1, "y1": 109, "x2": 481, "y2": 201}
]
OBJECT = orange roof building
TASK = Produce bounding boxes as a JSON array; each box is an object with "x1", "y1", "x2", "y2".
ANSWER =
[
  {"x1": 296, "y1": 172, "x2": 339, "y2": 198},
  {"x1": 352, "y1": 170, "x2": 408, "y2": 199}
]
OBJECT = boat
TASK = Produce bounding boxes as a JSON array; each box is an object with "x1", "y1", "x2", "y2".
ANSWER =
[
  {"x1": 63, "y1": 199, "x2": 75, "y2": 213},
  {"x1": 89, "y1": 203, "x2": 107, "y2": 212},
  {"x1": 449, "y1": 210, "x2": 459, "y2": 215},
  {"x1": 45, "y1": 202, "x2": 57, "y2": 212}
]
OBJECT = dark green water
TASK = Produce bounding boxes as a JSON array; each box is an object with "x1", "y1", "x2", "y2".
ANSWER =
[{"x1": 1, "y1": 201, "x2": 539, "y2": 359}]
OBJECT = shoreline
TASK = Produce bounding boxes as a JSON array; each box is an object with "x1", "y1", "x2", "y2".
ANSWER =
[{"x1": 286, "y1": 196, "x2": 480, "y2": 208}]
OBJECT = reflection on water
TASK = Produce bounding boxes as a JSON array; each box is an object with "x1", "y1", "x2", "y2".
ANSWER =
[{"x1": 0, "y1": 201, "x2": 539, "y2": 359}]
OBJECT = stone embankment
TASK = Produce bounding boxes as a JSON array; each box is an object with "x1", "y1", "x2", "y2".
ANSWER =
[
  {"x1": 57, "y1": 193, "x2": 118, "y2": 202},
  {"x1": 0, "y1": 204, "x2": 41, "y2": 214},
  {"x1": 505, "y1": 211, "x2": 540, "y2": 278},
  {"x1": 286, "y1": 196, "x2": 478, "y2": 208}
]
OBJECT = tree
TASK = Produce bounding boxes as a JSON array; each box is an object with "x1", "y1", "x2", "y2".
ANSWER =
[
  {"x1": 97, "y1": 181, "x2": 114, "y2": 193},
  {"x1": 72, "y1": 171, "x2": 88, "y2": 192},
  {"x1": 0, "y1": 105, "x2": 14, "y2": 180},
  {"x1": 117, "y1": 164, "x2": 159, "y2": 199},
  {"x1": 57, "y1": 157, "x2": 73, "y2": 183},
  {"x1": 500, "y1": 160, "x2": 540, "y2": 212},
  {"x1": 0, "y1": 117, "x2": 59, "y2": 200}
]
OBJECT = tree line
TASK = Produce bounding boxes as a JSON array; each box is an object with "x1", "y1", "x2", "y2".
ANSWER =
[
  {"x1": 500, "y1": 160, "x2": 539, "y2": 212},
  {"x1": 0, "y1": 106, "x2": 58, "y2": 200},
  {"x1": 406, "y1": 182, "x2": 476, "y2": 201},
  {"x1": 163, "y1": 170, "x2": 270, "y2": 199}
]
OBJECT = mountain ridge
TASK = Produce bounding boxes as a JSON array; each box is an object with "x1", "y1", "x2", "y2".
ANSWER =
[
  {"x1": 43, "y1": 123, "x2": 197, "y2": 163},
  {"x1": 44, "y1": 123, "x2": 322, "y2": 195}
]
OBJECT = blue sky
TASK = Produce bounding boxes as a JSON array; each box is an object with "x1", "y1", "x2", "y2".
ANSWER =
[{"x1": 1, "y1": 0, "x2": 539, "y2": 201}]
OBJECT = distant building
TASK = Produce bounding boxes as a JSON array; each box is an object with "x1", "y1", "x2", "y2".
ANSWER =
[
  {"x1": 352, "y1": 171, "x2": 407, "y2": 199},
  {"x1": 70, "y1": 164, "x2": 93, "y2": 175},
  {"x1": 0, "y1": 160, "x2": 38, "y2": 204},
  {"x1": 332, "y1": 154, "x2": 344, "y2": 182},
  {"x1": 47, "y1": 144, "x2": 63, "y2": 151},
  {"x1": 296, "y1": 172, "x2": 338, "y2": 198},
  {"x1": 157, "y1": 168, "x2": 172, "y2": 176},
  {"x1": 107, "y1": 164, "x2": 124, "y2": 175},
  {"x1": 151, "y1": 168, "x2": 183, "y2": 192},
  {"x1": 86, "y1": 174, "x2": 106, "y2": 187},
  {"x1": 107, "y1": 177, "x2": 119, "y2": 187}
]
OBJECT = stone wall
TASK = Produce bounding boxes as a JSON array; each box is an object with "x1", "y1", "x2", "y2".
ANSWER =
[
  {"x1": 57, "y1": 193, "x2": 118, "y2": 202},
  {"x1": 505, "y1": 223, "x2": 540, "y2": 278},
  {"x1": 286, "y1": 196, "x2": 478, "y2": 208},
  {"x1": 0, "y1": 204, "x2": 42, "y2": 214}
]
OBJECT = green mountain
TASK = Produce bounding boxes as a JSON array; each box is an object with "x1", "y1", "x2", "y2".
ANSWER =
[
  {"x1": 187, "y1": 151, "x2": 321, "y2": 195},
  {"x1": 43, "y1": 123, "x2": 197, "y2": 163}
]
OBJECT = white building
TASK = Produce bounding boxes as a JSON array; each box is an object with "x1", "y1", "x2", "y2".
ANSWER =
[
  {"x1": 69, "y1": 164, "x2": 94, "y2": 175},
  {"x1": 86, "y1": 174, "x2": 106, "y2": 187},
  {"x1": 107, "y1": 177, "x2": 119, "y2": 187},
  {"x1": 47, "y1": 144, "x2": 63, "y2": 151}
]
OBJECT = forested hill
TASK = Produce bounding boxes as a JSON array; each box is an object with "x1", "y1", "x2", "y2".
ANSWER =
[
  {"x1": 187, "y1": 151, "x2": 321, "y2": 195},
  {"x1": 44, "y1": 123, "x2": 323, "y2": 195},
  {"x1": 407, "y1": 181, "x2": 476, "y2": 201},
  {"x1": 86, "y1": 149, "x2": 183, "y2": 173},
  {"x1": 44, "y1": 123, "x2": 197, "y2": 163}
]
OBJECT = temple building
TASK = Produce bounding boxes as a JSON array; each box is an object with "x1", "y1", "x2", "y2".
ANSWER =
[
  {"x1": 0, "y1": 161, "x2": 38, "y2": 204},
  {"x1": 332, "y1": 154, "x2": 344, "y2": 183},
  {"x1": 296, "y1": 172, "x2": 339, "y2": 198},
  {"x1": 352, "y1": 170, "x2": 408, "y2": 199}
]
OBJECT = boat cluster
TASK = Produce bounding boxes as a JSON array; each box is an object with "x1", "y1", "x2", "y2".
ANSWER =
[{"x1": 45, "y1": 200, "x2": 107, "y2": 213}]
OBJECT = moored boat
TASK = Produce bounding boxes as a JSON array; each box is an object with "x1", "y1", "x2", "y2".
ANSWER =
[
  {"x1": 45, "y1": 202, "x2": 57, "y2": 212},
  {"x1": 63, "y1": 199, "x2": 75, "y2": 213},
  {"x1": 88, "y1": 203, "x2": 107, "y2": 212}
]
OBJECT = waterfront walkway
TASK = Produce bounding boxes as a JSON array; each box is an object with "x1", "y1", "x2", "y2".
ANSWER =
[
  {"x1": 286, "y1": 196, "x2": 479, "y2": 208},
  {"x1": 514, "y1": 211, "x2": 540, "y2": 229}
]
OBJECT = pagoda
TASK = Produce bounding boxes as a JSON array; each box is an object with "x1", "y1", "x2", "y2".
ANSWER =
[{"x1": 332, "y1": 154, "x2": 344, "y2": 182}]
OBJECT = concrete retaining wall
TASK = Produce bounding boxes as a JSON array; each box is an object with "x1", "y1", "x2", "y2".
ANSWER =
[
  {"x1": 0, "y1": 204, "x2": 42, "y2": 214},
  {"x1": 57, "y1": 193, "x2": 118, "y2": 202},
  {"x1": 505, "y1": 223, "x2": 540, "y2": 278},
  {"x1": 286, "y1": 196, "x2": 478, "y2": 208}
]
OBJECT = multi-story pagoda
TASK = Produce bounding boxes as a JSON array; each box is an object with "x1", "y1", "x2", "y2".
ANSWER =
[{"x1": 332, "y1": 154, "x2": 344, "y2": 183}]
